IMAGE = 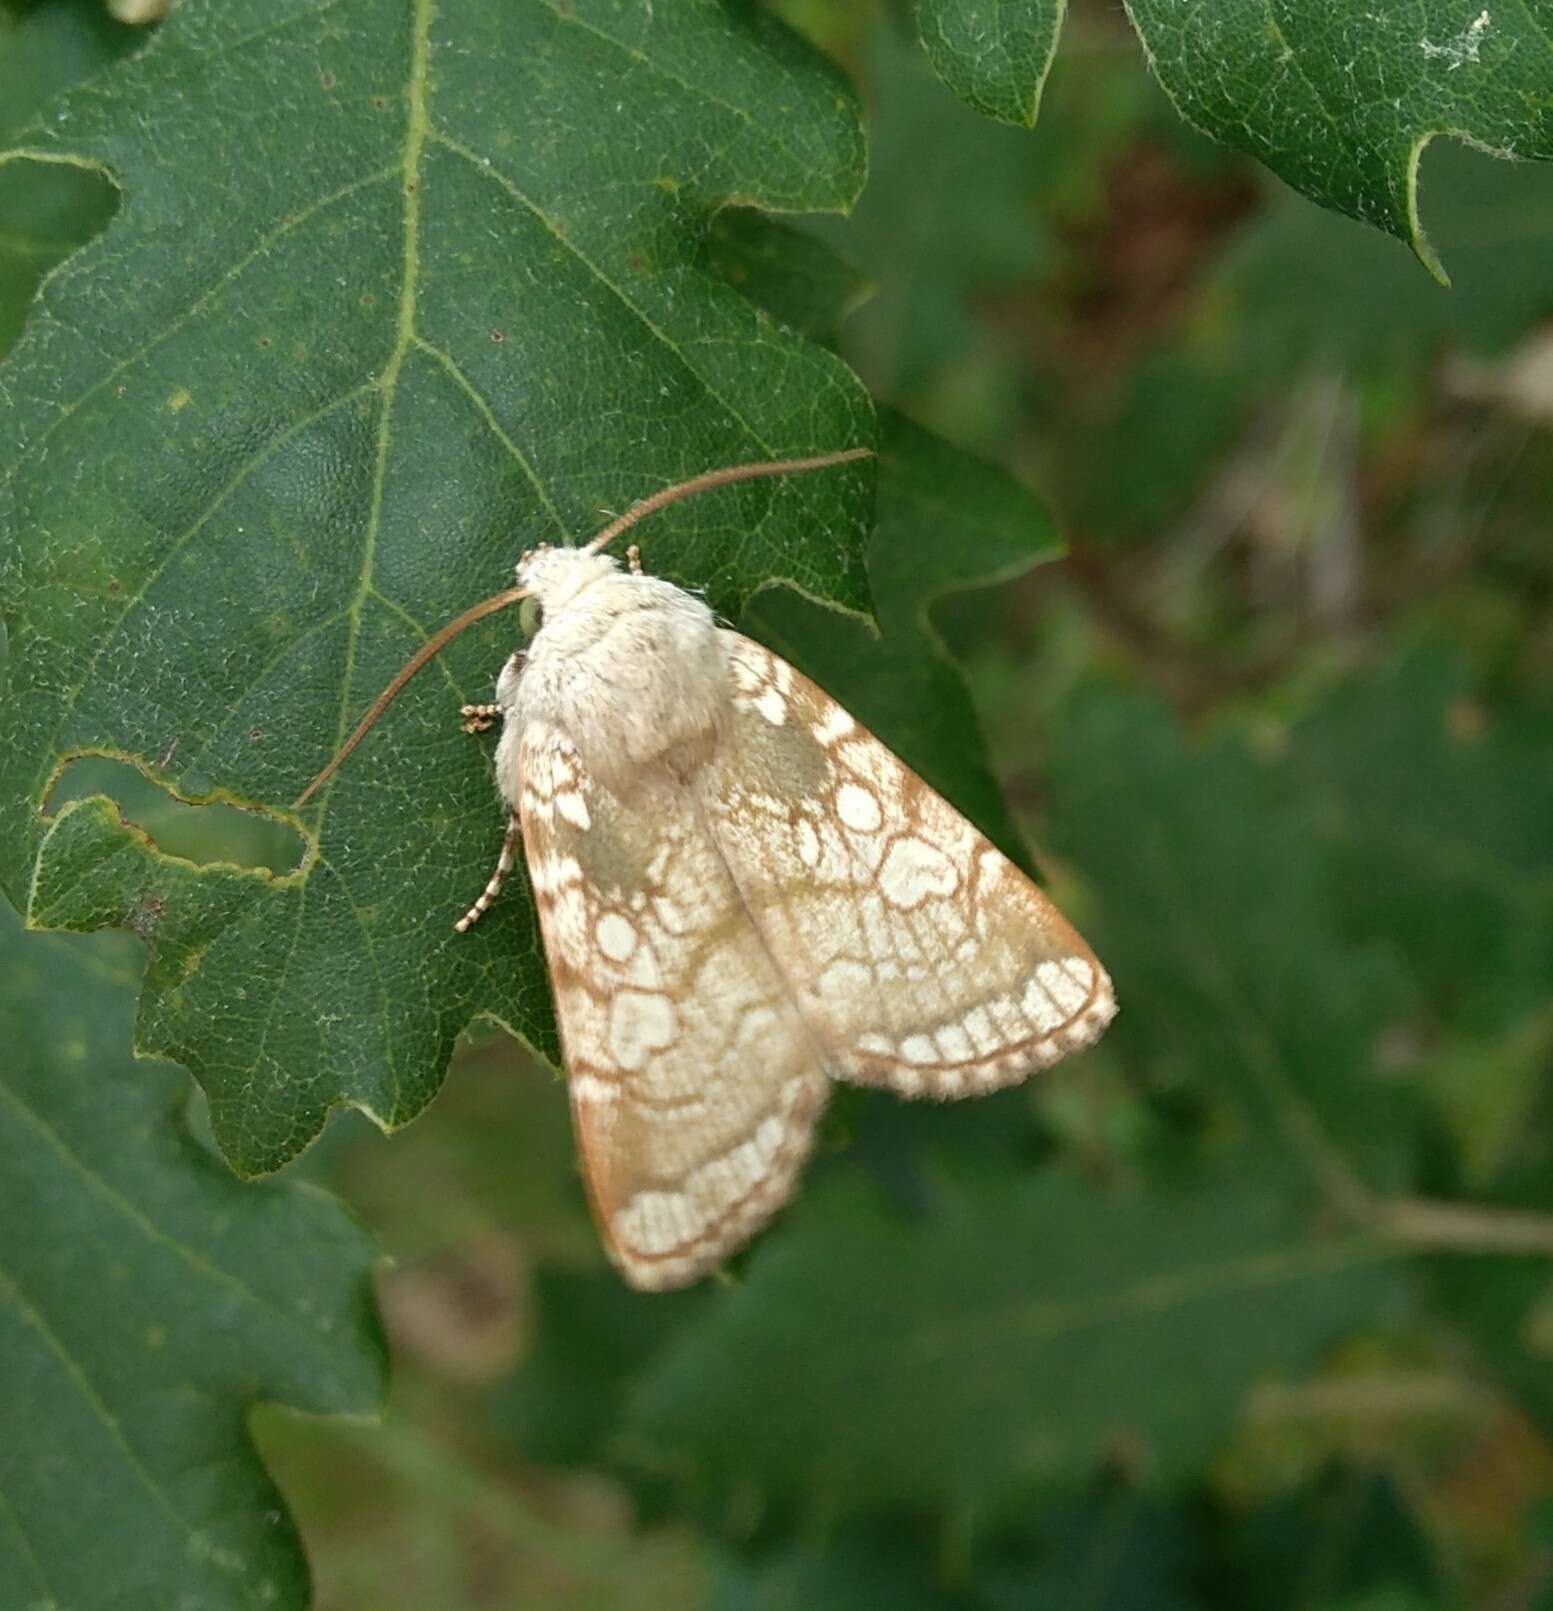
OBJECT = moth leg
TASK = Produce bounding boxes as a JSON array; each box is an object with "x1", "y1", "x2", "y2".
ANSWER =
[
  {"x1": 460, "y1": 703, "x2": 501, "y2": 735},
  {"x1": 455, "y1": 813, "x2": 521, "y2": 932},
  {"x1": 625, "y1": 543, "x2": 643, "y2": 577}
]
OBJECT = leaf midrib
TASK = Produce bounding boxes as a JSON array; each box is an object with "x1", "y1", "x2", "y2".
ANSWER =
[{"x1": 726, "y1": 1227, "x2": 1394, "y2": 1397}]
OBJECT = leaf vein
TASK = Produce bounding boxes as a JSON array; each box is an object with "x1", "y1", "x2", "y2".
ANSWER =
[
  {"x1": 412, "y1": 335, "x2": 569, "y2": 536},
  {"x1": 0, "y1": 164, "x2": 398, "y2": 499},
  {"x1": 34, "y1": 379, "x2": 381, "y2": 808},
  {"x1": 0, "y1": 1071, "x2": 351, "y2": 1353},
  {"x1": 315, "y1": 0, "x2": 434, "y2": 818},
  {"x1": 0, "y1": 1258, "x2": 193, "y2": 1538},
  {"x1": 0, "y1": 1478, "x2": 53, "y2": 1602},
  {"x1": 429, "y1": 132, "x2": 776, "y2": 459}
]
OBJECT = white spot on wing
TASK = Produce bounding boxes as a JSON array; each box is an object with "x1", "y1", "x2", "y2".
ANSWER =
[
  {"x1": 961, "y1": 1006, "x2": 998, "y2": 1054},
  {"x1": 614, "y1": 1190, "x2": 698, "y2": 1256},
  {"x1": 555, "y1": 789, "x2": 591, "y2": 830},
  {"x1": 1022, "y1": 975, "x2": 1065, "y2": 1034},
  {"x1": 652, "y1": 896, "x2": 689, "y2": 935},
  {"x1": 936, "y1": 1025, "x2": 974, "y2": 1062},
  {"x1": 596, "y1": 912, "x2": 637, "y2": 963},
  {"x1": 819, "y1": 959, "x2": 871, "y2": 1001},
  {"x1": 1037, "y1": 958, "x2": 1088, "y2": 1015},
  {"x1": 570, "y1": 1073, "x2": 619, "y2": 1105},
  {"x1": 878, "y1": 837, "x2": 959, "y2": 909},
  {"x1": 608, "y1": 990, "x2": 676, "y2": 1071},
  {"x1": 814, "y1": 704, "x2": 855, "y2": 744},
  {"x1": 755, "y1": 688, "x2": 787, "y2": 726},
  {"x1": 836, "y1": 782, "x2": 883, "y2": 833}
]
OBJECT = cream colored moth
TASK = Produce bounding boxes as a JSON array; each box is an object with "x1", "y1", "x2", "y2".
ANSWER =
[{"x1": 297, "y1": 449, "x2": 1116, "y2": 1289}]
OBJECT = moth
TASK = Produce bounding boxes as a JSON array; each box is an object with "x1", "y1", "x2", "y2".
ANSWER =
[{"x1": 297, "y1": 449, "x2": 1116, "y2": 1289}]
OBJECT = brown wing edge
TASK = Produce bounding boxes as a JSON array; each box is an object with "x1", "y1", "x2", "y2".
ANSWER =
[
  {"x1": 570, "y1": 1071, "x2": 829, "y2": 1291},
  {"x1": 516, "y1": 719, "x2": 832, "y2": 1292}
]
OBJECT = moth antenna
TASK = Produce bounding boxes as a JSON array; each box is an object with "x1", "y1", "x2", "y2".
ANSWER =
[
  {"x1": 295, "y1": 445, "x2": 871, "y2": 807},
  {"x1": 293, "y1": 585, "x2": 529, "y2": 807},
  {"x1": 582, "y1": 445, "x2": 872, "y2": 556}
]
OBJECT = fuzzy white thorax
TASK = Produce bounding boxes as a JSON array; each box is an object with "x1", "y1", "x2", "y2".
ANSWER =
[{"x1": 496, "y1": 546, "x2": 728, "y2": 799}]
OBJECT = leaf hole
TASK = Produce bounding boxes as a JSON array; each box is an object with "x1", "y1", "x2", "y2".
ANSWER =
[
  {"x1": 47, "y1": 756, "x2": 304, "y2": 875},
  {"x1": 0, "y1": 157, "x2": 122, "y2": 361}
]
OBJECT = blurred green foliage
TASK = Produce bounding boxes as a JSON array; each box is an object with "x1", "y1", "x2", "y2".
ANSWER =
[{"x1": 6, "y1": 0, "x2": 1553, "y2": 1607}]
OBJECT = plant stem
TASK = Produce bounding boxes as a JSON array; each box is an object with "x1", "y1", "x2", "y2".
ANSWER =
[{"x1": 1379, "y1": 1196, "x2": 1553, "y2": 1257}]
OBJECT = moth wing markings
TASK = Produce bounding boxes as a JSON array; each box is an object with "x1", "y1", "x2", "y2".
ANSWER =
[
  {"x1": 516, "y1": 720, "x2": 827, "y2": 1291},
  {"x1": 701, "y1": 635, "x2": 1117, "y2": 1099}
]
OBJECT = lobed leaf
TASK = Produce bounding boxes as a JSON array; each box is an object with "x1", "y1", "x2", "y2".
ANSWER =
[
  {"x1": 914, "y1": 0, "x2": 1553, "y2": 277},
  {"x1": 622, "y1": 1161, "x2": 1406, "y2": 1526},
  {"x1": 1122, "y1": 0, "x2": 1553, "y2": 280},
  {"x1": 0, "y1": 901, "x2": 384, "y2": 1611},
  {"x1": 915, "y1": 0, "x2": 1066, "y2": 128},
  {"x1": 1, "y1": 0, "x2": 874, "y2": 1174}
]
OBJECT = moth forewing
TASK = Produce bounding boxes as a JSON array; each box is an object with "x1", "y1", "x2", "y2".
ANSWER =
[
  {"x1": 699, "y1": 636, "x2": 1116, "y2": 1101},
  {"x1": 516, "y1": 720, "x2": 829, "y2": 1290}
]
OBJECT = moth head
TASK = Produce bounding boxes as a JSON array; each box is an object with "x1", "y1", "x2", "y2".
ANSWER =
[
  {"x1": 292, "y1": 446, "x2": 872, "y2": 809},
  {"x1": 514, "y1": 544, "x2": 619, "y2": 620}
]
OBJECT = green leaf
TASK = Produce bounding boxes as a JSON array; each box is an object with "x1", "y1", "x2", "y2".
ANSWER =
[
  {"x1": 705, "y1": 210, "x2": 869, "y2": 346},
  {"x1": 915, "y1": 0, "x2": 1066, "y2": 128},
  {"x1": 623, "y1": 1162, "x2": 1405, "y2": 1527},
  {"x1": 0, "y1": 900, "x2": 384, "y2": 1611},
  {"x1": 747, "y1": 407, "x2": 1060, "y2": 871},
  {"x1": 980, "y1": 1489, "x2": 1193, "y2": 1611},
  {"x1": 1202, "y1": 1468, "x2": 1442, "y2": 1611},
  {"x1": 1, "y1": 0, "x2": 874, "y2": 1174},
  {"x1": 817, "y1": 22, "x2": 1058, "y2": 448},
  {"x1": 1289, "y1": 653, "x2": 1553, "y2": 1036},
  {"x1": 710, "y1": 1519, "x2": 966, "y2": 1611},
  {"x1": 1121, "y1": 0, "x2": 1553, "y2": 280},
  {"x1": 1044, "y1": 692, "x2": 1418, "y2": 1201},
  {"x1": 493, "y1": 1263, "x2": 709, "y2": 1470},
  {"x1": 0, "y1": 0, "x2": 135, "y2": 357}
]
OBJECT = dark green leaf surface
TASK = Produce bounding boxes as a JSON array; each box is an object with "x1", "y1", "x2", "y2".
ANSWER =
[
  {"x1": 1044, "y1": 692, "x2": 1418, "y2": 1201},
  {"x1": 816, "y1": 22, "x2": 1058, "y2": 448},
  {"x1": 493, "y1": 1263, "x2": 709, "y2": 1470},
  {"x1": 0, "y1": 901, "x2": 384, "y2": 1611},
  {"x1": 1122, "y1": 0, "x2": 1553, "y2": 278},
  {"x1": 624, "y1": 1163, "x2": 1403, "y2": 1524},
  {"x1": 1201, "y1": 1468, "x2": 1443, "y2": 1611},
  {"x1": 711, "y1": 1521, "x2": 967, "y2": 1611},
  {"x1": 981, "y1": 1490, "x2": 1194, "y2": 1611},
  {"x1": 915, "y1": 0, "x2": 1066, "y2": 127},
  {"x1": 1290, "y1": 653, "x2": 1553, "y2": 1035},
  {"x1": 1, "y1": 0, "x2": 873, "y2": 1173},
  {"x1": 705, "y1": 210, "x2": 869, "y2": 346}
]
